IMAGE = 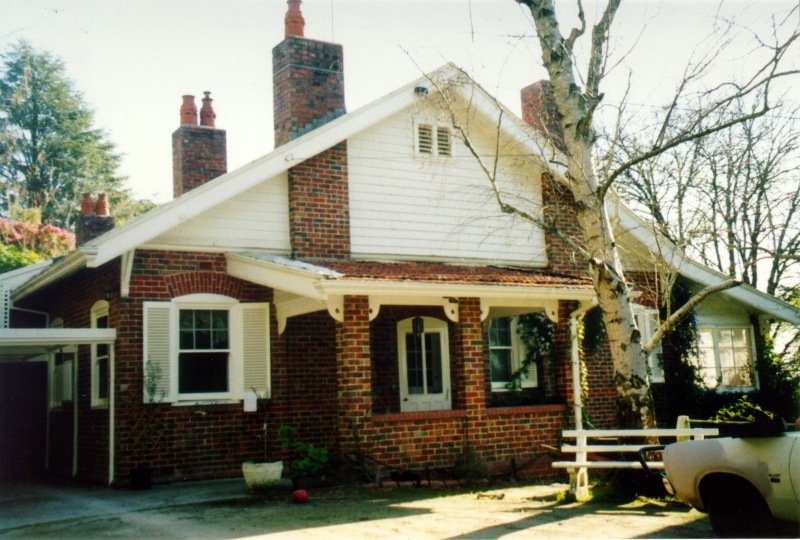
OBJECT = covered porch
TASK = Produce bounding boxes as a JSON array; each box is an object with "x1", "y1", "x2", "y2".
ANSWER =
[{"x1": 227, "y1": 253, "x2": 600, "y2": 478}]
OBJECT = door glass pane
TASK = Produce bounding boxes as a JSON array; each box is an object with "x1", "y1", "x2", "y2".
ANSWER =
[
  {"x1": 425, "y1": 333, "x2": 443, "y2": 394},
  {"x1": 405, "y1": 334, "x2": 424, "y2": 394}
]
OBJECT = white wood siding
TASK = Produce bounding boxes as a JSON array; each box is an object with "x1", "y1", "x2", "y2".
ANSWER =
[
  {"x1": 347, "y1": 102, "x2": 548, "y2": 266},
  {"x1": 147, "y1": 173, "x2": 291, "y2": 253}
]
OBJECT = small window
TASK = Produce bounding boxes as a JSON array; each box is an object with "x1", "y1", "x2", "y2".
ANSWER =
[
  {"x1": 489, "y1": 317, "x2": 537, "y2": 390},
  {"x1": 91, "y1": 301, "x2": 110, "y2": 408},
  {"x1": 415, "y1": 122, "x2": 451, "y2": 157},
  {"x1": 694, "y1": 327, "x2": 757, "y2": 391}
]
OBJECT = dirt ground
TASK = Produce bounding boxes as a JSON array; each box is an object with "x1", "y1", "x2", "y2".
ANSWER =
[{"x1": 1, "y1": 482, "x2": 716, "y2": 539}]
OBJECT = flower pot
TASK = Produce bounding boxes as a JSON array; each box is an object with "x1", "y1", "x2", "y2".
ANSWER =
[
  {"x1": 242, "y1": 461, "x2": 284, "y2": 491},
  {"x1": 130, "y1": 466, "x2": 153, "y2": 490}
]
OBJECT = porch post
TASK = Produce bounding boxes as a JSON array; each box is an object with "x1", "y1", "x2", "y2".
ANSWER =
[
  {"x1": 335, "y1": 295, "x2": 373, "y2": 459},
  {"x1": 453, "y1": 297, "x2": 486, "y2": 441}
]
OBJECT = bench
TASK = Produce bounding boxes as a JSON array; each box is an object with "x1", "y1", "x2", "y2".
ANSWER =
[{"x1": 552, "y1": 427, "x2": 719, "y2": 500}]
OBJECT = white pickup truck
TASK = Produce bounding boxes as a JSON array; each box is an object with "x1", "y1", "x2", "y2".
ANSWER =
[{"x1": 660, "y1": 430, "x2": 800, "y2": 537}]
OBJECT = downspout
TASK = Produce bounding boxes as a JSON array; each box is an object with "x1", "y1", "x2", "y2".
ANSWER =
[
  {"x1": 569, "y1": 299, "x2": 597, "y2": 430},
  {"x1": 108, "y1": 343, "x2": 115, "y2": 485},
  {"x1": 73, "y1": 358, "x2": 78, "y2": 477}
]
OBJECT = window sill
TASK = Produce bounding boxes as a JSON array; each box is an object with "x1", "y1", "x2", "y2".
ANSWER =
[
  {"x1": 374, "y1": 410, "x2": 467, "y2": 423},
  {"x1": 487, "y1": 403, "x2": 567, "y2": 415},
  {"x1": 172, "y1": 399, "x2": 241, "y2": 407}
]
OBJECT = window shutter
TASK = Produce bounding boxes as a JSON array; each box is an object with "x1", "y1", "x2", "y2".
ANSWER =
[
  {"x1": 645, "y1": 310, "x2": 665, "y2": 383},
  {"x1": 417, "y1": 124, "x2": 433, "y2": 154},
  {"x1": 241, "y1": 303, "x2": 270, "y2": 398},
  {"x1": 436, "y1": 127, "x2": 451, "y2": 156},
  {"x1": 143, "y1": 302, "x2": 175, "y2": 403}
]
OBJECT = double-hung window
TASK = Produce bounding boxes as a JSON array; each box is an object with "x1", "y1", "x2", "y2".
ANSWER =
[
  {"x1": 695, "y1": 326, "x2": 757, "y2": 391},
  {"x1": 489, "y1": 317, "x2": 537, "y2": 390},
  {"x1": 143, "y1": 294, "x2": 270, "y2": 403},
  {"x1": 91, "y1": 301, "x2": 110, "y2": 408}
]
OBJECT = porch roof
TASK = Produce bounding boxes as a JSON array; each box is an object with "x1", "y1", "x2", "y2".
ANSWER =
[{"x1": 322, "y1": 261, "x2": 594, "y2": 288}]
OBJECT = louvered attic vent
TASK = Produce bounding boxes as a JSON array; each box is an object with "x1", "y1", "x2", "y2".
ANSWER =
[
  {"x1": 418, "y1": 124, "x2": 433, "y2": 154},
  {"x1": 416, "y1": 123, "x2": 451, "y2": 157}
]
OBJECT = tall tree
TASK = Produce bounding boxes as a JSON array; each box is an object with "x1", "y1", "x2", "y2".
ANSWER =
[
  {"x1": 0, "y1": 40, "x2": 151, "y2": 230},
  {"x1": 498, "y1": 0, "x2": 799, "y2": 428}
]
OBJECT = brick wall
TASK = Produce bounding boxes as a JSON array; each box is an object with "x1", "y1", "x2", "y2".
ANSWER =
[
  {"x1": 172, "y1": 125, "x2": 227, "y2": 197},
  {"x1": 541, "y1": 173, "x2": 587, "y2": 277},
  {"x1": 272, "y1": 35, "x2": 345, "y2": 147},
  {"x1": 288, "y1": 142, "x2": 350, "y2": 260}
]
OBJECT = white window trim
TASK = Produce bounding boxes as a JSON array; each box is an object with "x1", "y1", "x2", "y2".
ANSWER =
[
  {"x1": 397, "y1": 316, "x2": 452, "y2": 412},
  {"x1": 695, "y1": 325, "x2": 759, "y2": 393},
  {"x1": 414, "y1": 120, "x2": 452, "y2": 158},
  {"x1": 490, "y1": 317, "x2": 538, "y2": 391},
  {"x1": 91, "y1": 301, "x2": 110, "y2": 408},
  {"x1": 173, "y1": 294, "x2": 240, "y2": 402},
  {"x1": 632, "y1": 305, "x2": 665, "y2": 384},
  {"x1": 143, "y1": 294, "x2": 270, "y2": 405}
]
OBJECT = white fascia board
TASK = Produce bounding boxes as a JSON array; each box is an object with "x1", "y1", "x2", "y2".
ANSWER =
[
  {"x1": 316, "y1": 279, "x2": 596, "y2": 302},
  {"x1": 0, "y1": 259, "x2": 55, "y2": 287},
  {"x1": 616, "y1": 204, "x2": 800, "y2": 325},
  {"x1": 83, "y1": 75, "x2": 429, "y2": 270},
  {"x1": 10, "y1": 251, "x2": 87, "y2": 302},
  {"x1": 0, "y1": 328, "x2": 116, "y2": 345}
]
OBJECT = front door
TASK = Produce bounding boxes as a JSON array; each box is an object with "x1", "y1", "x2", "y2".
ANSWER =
[{"x1": 397, "y1": 317, "x2": 451, "y2": 412}]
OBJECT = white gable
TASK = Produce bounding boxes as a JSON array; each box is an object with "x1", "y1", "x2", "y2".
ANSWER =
[
  {"x1": 348, "y1": 97, "x2": 547, "y2": 266},
  {"x1": 146, "y1": 172, "x2": 290, "y2": 253}
]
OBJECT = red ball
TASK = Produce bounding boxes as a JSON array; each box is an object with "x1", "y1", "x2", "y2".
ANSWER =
[{"x1": 292, "y1": 489, "x2": 309, "y2": 504}]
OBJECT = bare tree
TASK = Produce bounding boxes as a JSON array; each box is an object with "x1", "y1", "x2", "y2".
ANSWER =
[{"x1": 496, "y1": 0, "x2": 800, "y2": 428}]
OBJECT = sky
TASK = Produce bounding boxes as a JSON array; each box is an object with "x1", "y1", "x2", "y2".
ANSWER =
[{"x1": 2, "y1": 0, "x2": 798, "y2": 204}]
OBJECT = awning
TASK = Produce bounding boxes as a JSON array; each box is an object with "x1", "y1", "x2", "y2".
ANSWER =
[{"x1": 0, "y1": 328, "x2": 116, "y2": 362}]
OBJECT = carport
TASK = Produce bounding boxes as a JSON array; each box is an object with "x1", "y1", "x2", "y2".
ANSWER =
[{"x1": 0, "y1": 328, "x2": 116, "y2": 482}]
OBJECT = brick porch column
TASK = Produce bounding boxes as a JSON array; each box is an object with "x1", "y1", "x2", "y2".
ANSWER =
[
  {"x1": 453, "y1": 297, "x2": 486, "y2": 442},
  {"x1": 336, "y1": 295, "x2": 373, "y2": 458}
]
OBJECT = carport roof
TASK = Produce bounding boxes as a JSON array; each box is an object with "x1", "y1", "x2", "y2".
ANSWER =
[{"x1": 0, "y1": 328, "x2": 116, "y2": 363}]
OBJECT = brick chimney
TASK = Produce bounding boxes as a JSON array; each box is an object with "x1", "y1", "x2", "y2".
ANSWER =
[
  {"x1": 172, "y1": 93, "x2": 227, "y2": 198},
  {"x1": 521, "y1": 80, "x2": 567, "y2": 154},
  {"x1": 272, "y1": 0, "x2": 346, "y2": 147},
  {"x1": 76, "y1": 193, "x2": 115, "y2": 246}
]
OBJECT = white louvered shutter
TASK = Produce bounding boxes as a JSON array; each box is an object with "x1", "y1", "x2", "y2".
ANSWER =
[
  {"x1": 143, "y1": 302, "x2": 175, "y2": 403},
  {"x1": 241, "y1": 303, "x2": 270, "y2": 398}
]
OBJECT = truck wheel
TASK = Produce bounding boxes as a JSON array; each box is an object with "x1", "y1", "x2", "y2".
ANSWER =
[{"x1": 706, "y1": 479, "x2": 774, "y2": 538}]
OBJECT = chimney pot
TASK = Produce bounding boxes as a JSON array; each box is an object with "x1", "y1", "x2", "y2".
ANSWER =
[
  {"x1": 200, "y1": 91, "x2": 216, "y2": 128},
  {"x1": 285, "y1": 0, "x2": 305, "y2": 38},
  {"x1": 95, "y1": 193, "x2": 110, "y2": 216},
  {"x1": 180, "y1": 95, "x2": 198, "y2": 126},
  {"x1": 81, "y1": 193, "x2": 95, "y2": 215}
]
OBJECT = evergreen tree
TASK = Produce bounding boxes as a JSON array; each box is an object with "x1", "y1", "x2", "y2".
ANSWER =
[{"x1": 0, "y1": 40, "x2": 152, "y2": 230}]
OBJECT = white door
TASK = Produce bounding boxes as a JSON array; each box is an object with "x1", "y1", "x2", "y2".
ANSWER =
[{"x1": 397, "y1": 317, "x2": 451, "y2": 412}]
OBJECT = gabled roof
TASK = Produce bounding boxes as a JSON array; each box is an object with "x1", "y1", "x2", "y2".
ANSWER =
[{"x1": 7, "y1": 63, "x2": 800, "y2": 326}]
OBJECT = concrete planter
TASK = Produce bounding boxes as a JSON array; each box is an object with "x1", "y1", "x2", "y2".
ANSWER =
[{"x1": 242, "y1": 461, "x2": 284, "y2": 491}]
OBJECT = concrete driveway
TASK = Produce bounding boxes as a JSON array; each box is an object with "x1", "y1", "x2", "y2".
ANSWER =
[{"x1": 0, "y1": 479, "x2": 719, "y2": 539}]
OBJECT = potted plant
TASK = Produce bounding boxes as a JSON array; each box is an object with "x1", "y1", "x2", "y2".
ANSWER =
[
  {"x1": 277, "y1": 425, "x2": 331, "y2": 489},
  {"x1": 241, "y1": 390, "x2": 284, "y2": 491},
  {"x1": 125, "y1": 358, "x2": 167, "y2": 490}
]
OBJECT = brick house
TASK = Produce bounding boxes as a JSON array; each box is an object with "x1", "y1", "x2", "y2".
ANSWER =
[{"x1": 1, "y1": 0, "x2": 798, "y2": 486}]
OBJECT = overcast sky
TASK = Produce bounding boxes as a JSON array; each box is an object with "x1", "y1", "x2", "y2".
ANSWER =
[{"x1": 2, "y1": 0, "x2": 797, "y2": 204}]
